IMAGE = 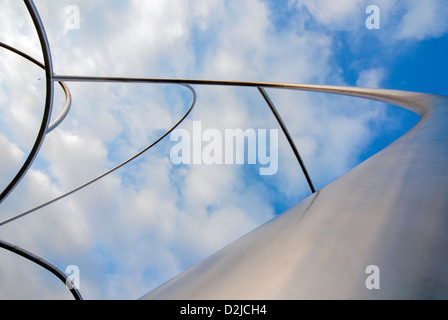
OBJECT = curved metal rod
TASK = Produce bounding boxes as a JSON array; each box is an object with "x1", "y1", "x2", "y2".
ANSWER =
[
  {"x1": 51, "y1": 75, "x2": 431, "y2": 121},
  {"x1": 0, "y1": 42, "x2": 72, "y2": 133},
  {"x1": 49, "y1": 75, "x2": 431, "y2": 111},
  {"x1": 51, "y1": 74, "x2": 432, "y2": 194},
  {"x1": 1, "y1": 78, "x2": 431, "y2": 226},
  {"x1": 0, "y1": 84, "x2": 197, "y2": 226},
  {"x1": 0, "y1": 239, "x2": 82, "y2": 300},
  {"x1": 0, "y1": 42, "x2": 44, "y2": 68},
  {"x1": 258, "y1": 87, "x2": 315, "y2": 193},
  {"x1": 46, "y1": 81, "x2": 71, "y2": 133},
  {"x1": 0, "y1": 0, "x2": 54, "y2": 205}
]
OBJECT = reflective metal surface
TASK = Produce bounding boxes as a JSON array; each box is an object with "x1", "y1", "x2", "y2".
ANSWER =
[{"x1": 141, "y1": 89, "x2": 448, "y2": 299}]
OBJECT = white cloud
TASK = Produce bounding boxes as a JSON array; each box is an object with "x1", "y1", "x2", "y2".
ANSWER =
[
  {"x1": 395, "y1": 0, "x2": 448, "y2": 40},
  {"x1": 290, "y1": 0, "x2": 448, "y2": 41},
  {"x1": 0, "y1": 134, "x2": 24, "y2": 193},
  {"x1": 291, "y1": 0, "x2": 365, "y2": 30},
  {"x1": 356, "y1": 68, "x2": 385, "y2": 88},
  {"x1": 41, "y1": 130, "x2": 110, "y2": 188}
]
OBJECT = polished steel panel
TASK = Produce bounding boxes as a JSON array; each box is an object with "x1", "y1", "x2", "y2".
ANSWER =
[{"x1": 141, "y1": 89, "x2": 448, "y2": 299}]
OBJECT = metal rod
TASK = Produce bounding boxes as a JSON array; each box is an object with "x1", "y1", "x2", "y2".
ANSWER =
[
  {"x1": 0, "y1": 0, "x2": 54, "y2": 205},
  {"x1": 0, "y1": 42, "x2": 44, "y2": 68},
  {"x1": 46, "y1": 81, "x2": 72, "y2": 133},
  {"x1": 0, "y1": 239, "x2": 83, "y2": 300},
  {"x1": 52, "y1": 75, "x2": 425, "y2": 113},
  {"x1": 4, "y1": 74, "x2": 428, "y2": 226},
  {"x1": 0, "y1": 84, "x2": 197, "y2": 227},
  {"x1": 258, "y1": 87, "x2": 315, "y2": 193},
  {"x1": 0, "y1": 41, "x2": 72, "y2": 133}
]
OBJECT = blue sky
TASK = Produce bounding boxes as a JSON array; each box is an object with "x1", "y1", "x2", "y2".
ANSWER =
[{"x1": 0, "y1": 0, "x2": 447, "y2": 299}]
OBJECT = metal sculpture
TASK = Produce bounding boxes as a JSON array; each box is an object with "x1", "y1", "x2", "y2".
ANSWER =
[{"x1": 1, "y1": 0, "x2": 447, "y2": 300}]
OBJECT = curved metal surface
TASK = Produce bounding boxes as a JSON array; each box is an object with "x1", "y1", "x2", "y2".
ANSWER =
[
  {"x1": 0, "y1": 84, "x2": 197, "y2": 227},
  {"x1": 0, "y1": 0, "x2": 54, "y2": 205},
  {"x1": 0, "y1": 239, "x2": 82, "y2": 300},
  {"x1": 141, "y1": 88, "x2": 448, "y2": 300}
]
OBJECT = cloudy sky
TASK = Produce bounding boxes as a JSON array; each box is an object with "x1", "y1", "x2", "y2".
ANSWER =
[{"x1": 0, "y1": 0, "x2": 447, "y2": 299}]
